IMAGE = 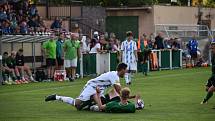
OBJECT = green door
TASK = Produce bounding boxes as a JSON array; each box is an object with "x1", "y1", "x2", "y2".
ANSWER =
[{"x1": 106, "y1": 16, "x2": 139, "y2": 41}]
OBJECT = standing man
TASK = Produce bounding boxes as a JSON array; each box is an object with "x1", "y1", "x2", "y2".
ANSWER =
[
  {"x1": 138, "y1": 34, "x2": 151, "y2": 76},
  {"x1": 121, "y1": 31, "x2": 138, "y2": 85},
  {"x1": 42, "y1": 33, "x2": 57, "y2": 81},
  {"x1": 64, "y1": 33, "x2": 81, "y2": 81},
  {"x1": 154, "y1": 32, "x2": 164, "y2": 49},
  {"x1": 188, "y1": 35, "x2": 198, "y2": 67},
  {"x1": 56, "y1": 33, "x2": 65, "y2": 70}
]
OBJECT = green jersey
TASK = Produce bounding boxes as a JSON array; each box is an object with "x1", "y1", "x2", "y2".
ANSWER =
[
  {"x1": 6, "y1": 56, "x2": 16, "y2": 68},
  {"x1": 42, "y1": 40, "x2": 56, "y2": 59},
  {"x1": 64, "y1": 39, "x2": 80, "y2": 60},
  {"x1": 105, "y1": 101, "x2": 136, "y2": 113}
]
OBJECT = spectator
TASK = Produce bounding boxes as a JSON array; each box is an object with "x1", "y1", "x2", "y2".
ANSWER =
[
  {"x1": 42, "y1": 34, "x2": 57, "y2": 81},
  {"x1": 15, "y1": 48, "x2": 36, "y2": 82},
  {"x1": 154, "y1": 32, "x2": 164, "y2": 49},
  {"x1": 89, "y1": 38, "x2": 101, "y2": 53},
  {"x1": 164, "y1": 38, "x2": 172, "y2": 49},
  {"x1": 19, "y1": 21, "x2": 28, "y2": 34},
  {"x1": 188, "y1": 35, "x2": 198, "y2": 66},
  {"x1": 137, "y1": 34, "x2": 151, "y2": 76},
  {"x1": 27, "y1": 15, "x2": 39, "y2": 28},
  {"x1": 56, "y1": 33, "x2": 65, "y2": 70},
  {"x1": 28, "y1": 4, "x2": 37, "y2": 17},
  {"x1": 109, "y1": 38, "x2": 119, "y2": 52},
  {"x1": 51, "y1": 17, "x2": 62, "y2": 30},
  {"x1": 64, "y1": 33, "x2": 81, "y2": 81},
  {"x1": 2, "y1": 19, "x2": 12, "y2": 34},
  {"x1": 99, "y1": 34, "x2": 109, "y2": 51},
  {"x1": 172, "y1": 38, "x2": 181, "y2": 50},
  {"x1": 0, "y1": 7, "x2": 7, "y2": 21}
]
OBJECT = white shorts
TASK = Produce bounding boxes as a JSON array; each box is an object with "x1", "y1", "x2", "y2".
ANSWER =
[
  {"x1": 78, "y1": 85, "x2": 96, "y2": 101},
  {"x1": 64, "y1": 58, "x2": 77, "y2": 68},
  {"x1": 126, "y1": 62, "x2": 137, "y2": 71}
]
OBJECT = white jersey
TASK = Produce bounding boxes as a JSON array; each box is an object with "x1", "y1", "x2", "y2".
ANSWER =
[
  {"x1": 78, "y1": 71, "x2": 120, "y2": 101},
  {"x1": 121, "y1": 40, "x2": 137, "y2": 64}
]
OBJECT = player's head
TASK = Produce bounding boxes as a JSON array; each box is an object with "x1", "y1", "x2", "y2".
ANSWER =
[
  {"x1": 3, "y1": 52, "x2": 8, "y2": 58},
  {"x1": 18, "y1": 48, "x2": 23, "y2": 55},
  {"x1": 116, "y1": 63, "x2": 127, "y2": 78},
  {"x1": 121, "y1": 87, "x2": 131, "y2": 100},
  {"x1": 126, "y1": 31, "x2": 133, "y2": 40},
  {"x1": 211, "y1": 42, "x2": 215, "y2": 54}
]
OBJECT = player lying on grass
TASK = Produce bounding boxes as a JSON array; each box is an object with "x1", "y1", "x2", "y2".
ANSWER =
[
  {"x1": 89, "y1": 87, "x2": 144, "y2": 113},
  {"x1": 45, "y1": 63, "x2": 127, "y2": 110},
  {"x1": 201, "y1": 42, "x2": 215, "y2": 105}
]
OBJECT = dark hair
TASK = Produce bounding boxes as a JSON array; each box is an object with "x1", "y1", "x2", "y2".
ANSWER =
[
  {"x1": 117, "y1": 63, "x2": 127, "y2": 71},
  {"x1": 3, "y1": 52, "x2": 8, "y2": 55},
  {"x1": 18, "y1": 48, "x2": 23, "y2": 52}
]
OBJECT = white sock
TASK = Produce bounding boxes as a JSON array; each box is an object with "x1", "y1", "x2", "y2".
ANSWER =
[
  {"x1": 125, "y1": 73, "x2": 129, "y2": 84},
  {"x1": 56, "y1": 95, "x2": 75, "y2": 106},
  {"x1": 129, "y1": 73, "x2": 132, "y2": 83}
]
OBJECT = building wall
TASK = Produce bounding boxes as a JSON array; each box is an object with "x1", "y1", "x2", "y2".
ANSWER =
[
  {"x1": 153, "y1": 5, "x2": 215, "y2": 29},
  {"x1": 107, "y1": 9, "x2": 154, "y2": 36}
]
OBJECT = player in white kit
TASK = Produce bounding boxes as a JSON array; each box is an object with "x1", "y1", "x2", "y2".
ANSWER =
[
  {"x1": 45, "y1": 63, "x2": 128, "y2": 110},
  {"x1": 121, "y1": 31, "x2": 138, "y2": 85}
]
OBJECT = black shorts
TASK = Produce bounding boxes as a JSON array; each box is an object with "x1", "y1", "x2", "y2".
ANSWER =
[
  {"x1": 206, "y1": 76, "x2": 215, "y2": 87},
  {"x1": 190, "y1": 52, "x2": 197, "y2": 59},
  {"x1": 56, "y1": 57, "x2": 64, "y2": 66},
  {"x1": 102, "y1": 94, "x2": 120, "y2": 104},
  {"x1": 46, "y1": 58, "x2": 56, "y2": 67}
]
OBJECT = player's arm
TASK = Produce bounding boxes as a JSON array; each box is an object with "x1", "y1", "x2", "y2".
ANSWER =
[
  {"x1": 113, "y1": 84, "x2": 121, "y2": 95},
  {"x1": 134, "y1": 42, "x2": 138, "y2": 61}
]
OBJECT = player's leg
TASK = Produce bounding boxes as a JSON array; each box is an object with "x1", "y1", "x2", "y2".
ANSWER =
[
  {"x1": 45, "y1": 94, "x2": 75, "y2": 105},
  {"x1": 201, "y1": 76, "x2": 215, "y2": 104},
  {"x1": 71, "y1": 58, "x2": 77, "y2": 80}
]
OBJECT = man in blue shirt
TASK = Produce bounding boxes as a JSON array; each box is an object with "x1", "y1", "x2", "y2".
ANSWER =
[{"x1": 188, "y1": 35, "x2": 198, "y2": 66}]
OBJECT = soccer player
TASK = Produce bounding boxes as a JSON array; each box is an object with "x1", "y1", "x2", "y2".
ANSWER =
[
  {"x1": 45, "y1": 63, "x2": 127, "y2": 110},
  {"x1": 42, "y1": 33, "x2": 57, "y2": 81},
  {"x1": 2, "y1": 52, "x2": 17, "y2": 85},
  {"x1": 15, "y1": 49, "x2": 36, "y2": 83},
  {"x1": 90, "y1": 87, "x2": 143, "y2": 113},
  {"x1": 121, "y1": 31, "x2": 138, "y2": 85},
  {"x1": 201, "y1": 42, "x2": 215, "y2": 105}
]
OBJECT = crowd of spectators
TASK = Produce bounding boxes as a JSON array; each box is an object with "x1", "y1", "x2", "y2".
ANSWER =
[{"x1": 0, "y1": 0, "x2": 64, "y2": 35}]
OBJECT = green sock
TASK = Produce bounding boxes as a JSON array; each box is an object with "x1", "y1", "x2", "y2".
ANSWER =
[
  {"x1": 143, "y1": 63, "x2": 148, "y2": 74},
  {"x1": 204, "y1": 92, "x2": 213, "y2": 102}
]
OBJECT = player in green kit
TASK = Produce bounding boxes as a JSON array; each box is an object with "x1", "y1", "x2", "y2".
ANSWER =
[
  {"x1": 201, "y1": 42, "x2": 215, "y2": 107},
  {"x1": 91, "y1": 87, "x2": 143, "y2": 113}
]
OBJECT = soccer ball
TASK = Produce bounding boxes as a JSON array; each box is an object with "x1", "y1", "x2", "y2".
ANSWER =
[{"x1": 136, "y1": 99, "x2": 144, "y2": 110}]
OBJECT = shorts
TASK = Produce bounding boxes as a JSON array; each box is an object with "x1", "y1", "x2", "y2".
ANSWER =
[
  {"x1": 126, "y1": 62, "x2": 137, "y2": 71},
  {"x1": 190, "y1": 52, "x2": 197, "y2": 59},
  {"x1": 64, "y1": 58, "x2": 77, "y2": 68},
  {"x1": 77, "y1": 85, "x2": 96, "y2": 101},
  {"x1": 206, "y1": 76, "x2": 215, "y2": 87},
  {"x1": 102, "y1": 94, "x2": 120, "y2": 104},
  {"x1": 57, "y1": 57, "x2": 64, "y2": 66},
  {"x1": 46, "y1": 58, "x2": 56, "y2": 67}
]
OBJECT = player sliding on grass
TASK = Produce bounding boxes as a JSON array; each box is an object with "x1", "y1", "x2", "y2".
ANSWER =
[
  {"x1": 201, "y1": 42, "x2": 215, "y2": 106},
  {"x1": 89, "y1": 87, "x2": 144, "y2": 113},
  {"x1": 45, "y1": 63, "x2": 127, "y2": 110}
]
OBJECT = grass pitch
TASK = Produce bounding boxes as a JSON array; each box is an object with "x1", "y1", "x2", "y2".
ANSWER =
[{"x1": 0, "y1": 67, "x2": 214, "y2": 121}]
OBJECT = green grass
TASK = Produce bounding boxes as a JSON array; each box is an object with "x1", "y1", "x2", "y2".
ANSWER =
[{"x1": 0, "y1": 68, "x2": 215, "y2": 121}]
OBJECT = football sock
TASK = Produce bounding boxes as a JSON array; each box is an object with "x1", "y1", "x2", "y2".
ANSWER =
[
  {"x1": 125, "y1": 73, "x2": 129, "y2": 84},
  {"x1": 204, "y1": 92, "x2": 213, "y2": 102},
  {"x1": 56, "y1": 95, "x2": 75, "y2": 106}
]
